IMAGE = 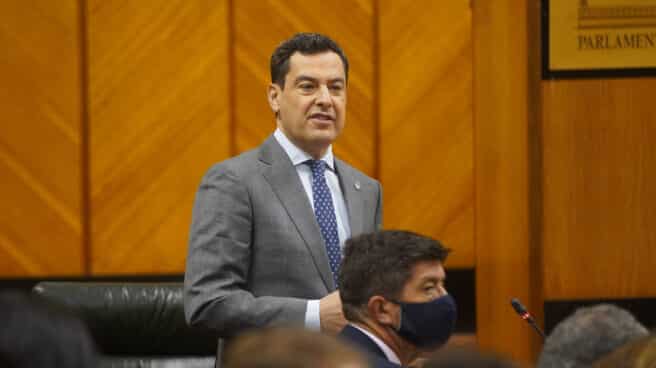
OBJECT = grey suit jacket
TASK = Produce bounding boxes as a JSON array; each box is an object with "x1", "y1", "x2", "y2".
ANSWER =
[{"x1": 184, "y1": 136, "x2": 382, "y2": 337}]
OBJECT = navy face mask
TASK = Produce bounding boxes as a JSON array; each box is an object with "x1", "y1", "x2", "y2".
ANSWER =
[{"x1": 389, "y1": 294, "x2": 457, "y2": 349}]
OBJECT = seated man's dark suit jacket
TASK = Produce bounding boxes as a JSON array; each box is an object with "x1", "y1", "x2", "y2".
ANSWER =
[
  {"x1": 184, "y1": 135, "x2": 382, "y2": 337},
  {"x1": 339, "y1": 324, "x2": 402, "y2": 368}
]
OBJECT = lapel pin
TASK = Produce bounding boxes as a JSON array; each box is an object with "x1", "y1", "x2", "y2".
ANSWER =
[{"x1": 354, "y1": 181, "x2": 361, "y2": 190}]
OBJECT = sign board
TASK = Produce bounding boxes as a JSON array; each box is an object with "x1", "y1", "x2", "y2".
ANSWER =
[{"x1": 543, "y1": 0, "x2": 656, "y2": 78}]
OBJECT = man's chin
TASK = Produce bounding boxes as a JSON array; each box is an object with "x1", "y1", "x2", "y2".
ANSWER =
[{"x1": 309, "y1": 132, "x2": 339, "y2": 146}]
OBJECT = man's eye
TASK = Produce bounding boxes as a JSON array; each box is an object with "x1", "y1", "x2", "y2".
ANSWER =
[
  {"x1": 299, "y1": 84, "x2": 314, "y2": 90},
  {"x1": 330, "y1": 85, "x2": 343, "y2": 91}
]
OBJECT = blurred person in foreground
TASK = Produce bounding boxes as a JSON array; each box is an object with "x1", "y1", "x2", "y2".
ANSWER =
[
  {"x1": 0, "y1": 291, "x2": 98, "y2": 368},
  {"x1": 423, "y1": 347, "x2": 517, "y2": 368},
  {"x1": 338, "y1": 230, "x2": 457, "y2": 368},
  {"x1": 223, "y1": 327, "x2": 368, "y2": 368},
  {"x1": 537, "y1": 304, "x2": 648, "y2": 368},
  {"x1": 594, "y1": 334, "x2": 656, "y2": 368}
]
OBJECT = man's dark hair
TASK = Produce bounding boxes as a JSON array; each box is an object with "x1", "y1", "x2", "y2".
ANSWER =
[
  {"x1": 537, "y1": 304, "x2": 648, "y2": 368},
  {"x1": 339, "y1": 230, "x2": 451, "y2": 321},
  {"x1": 0, "y1": 291, "x2": 98, "y2": 368},
  {"x1": 270, "y1": 32, "x2": 349, "y2": 88}
]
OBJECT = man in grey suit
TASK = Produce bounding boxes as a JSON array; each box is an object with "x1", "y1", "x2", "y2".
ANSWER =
[{"x1": 184, "y1": 33, "x2": 382, "y2": 339}]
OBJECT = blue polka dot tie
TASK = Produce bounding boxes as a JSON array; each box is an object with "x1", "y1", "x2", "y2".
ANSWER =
[{"x1": 307, "y1": 159, "x2": 341, "y2": 287}]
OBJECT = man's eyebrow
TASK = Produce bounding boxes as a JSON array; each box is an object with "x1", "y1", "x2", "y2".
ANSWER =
[
  {"x1": 294, "y1": 75, "x2": 318, "y2": 84},
  {"x1": 293, "y1": 75, "x2": 345, "y2": 84},
  {"x1": 420, "y1": 274, "x2": 445, "y2": 283}
]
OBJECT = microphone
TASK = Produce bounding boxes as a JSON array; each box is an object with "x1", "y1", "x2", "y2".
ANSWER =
[{"x1": 510, "y1": 298, "x2": 545, "y2": 339}]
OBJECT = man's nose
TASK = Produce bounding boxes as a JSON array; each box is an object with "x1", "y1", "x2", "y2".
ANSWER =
[{"x1": 315, "y1": 85, "x2": 332, "y2": 106}]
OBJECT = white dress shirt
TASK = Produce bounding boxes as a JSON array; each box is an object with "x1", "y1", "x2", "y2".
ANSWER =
[{"x1": 273, "y1": 128, "x2": 351, "y2": 330}]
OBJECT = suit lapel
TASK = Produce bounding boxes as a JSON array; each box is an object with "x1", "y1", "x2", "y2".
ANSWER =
[
  {"x1": 258, "y1": 136, "x2": 335, "y2": 291},
  {"x1": 335, "y1": 159, "x2": 364, "y2": 237}
]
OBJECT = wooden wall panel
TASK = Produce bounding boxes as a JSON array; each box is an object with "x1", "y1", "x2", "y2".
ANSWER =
[
  {"x1": 473, "y1": 0, "x2": 541, "y2": 363},
  {"x1": 542, "y1": 78, "x2": 656, "y2": 299},
  {"x1": 88, "y1": 0, "x2": 230, "y2": 274},
  {"x1": 379, "y1": 0, "x2": 474, "y2": 267},
  {"x1": 233, "y1": 0, "x2": 375, "y2": 176},
  {"x1": 0, "y1": 1, "x2": 83, "y2": 276}
]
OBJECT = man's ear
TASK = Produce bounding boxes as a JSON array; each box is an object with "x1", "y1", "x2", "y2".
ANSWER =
[
  {"x1": 367, "y1": 296, "x2": 397, "y2": 326},
  {"x1": 267, "y1": 83, "x2": 281, "y2": 115}
]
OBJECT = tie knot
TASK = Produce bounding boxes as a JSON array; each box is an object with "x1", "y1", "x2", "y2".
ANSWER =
[{"x1": 307, "y1": 159, "x2": 327, "y2": 175}]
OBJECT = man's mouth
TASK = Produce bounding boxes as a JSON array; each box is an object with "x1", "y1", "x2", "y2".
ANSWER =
[{"x1": 308, "y1": 113, "x2": 334, "y2": 121}]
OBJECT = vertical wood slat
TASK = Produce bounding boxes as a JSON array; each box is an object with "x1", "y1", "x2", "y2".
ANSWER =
[
  {"x1": 473, "y1": 0, "x2": 541, "y2": 363},
  {"x1": 378, "y1": 0, "x2": 474, "y2": 268},
  {"x1": 87, "y1": 0, "x2": 230, "y2": 274},
  {"x1": 542, "y1": 78, "x2": 656, "y2": 300},
  {"x1": 233, "y1": 0, "x2": 376, "y2": 176},
  {"x1": 0, "y1": 0, "x2": 84, "y2": 276}
]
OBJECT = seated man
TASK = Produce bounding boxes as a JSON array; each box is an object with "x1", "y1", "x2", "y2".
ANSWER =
[
  {"x1": 338, "y1": 230, "x2": 457, "y2": 368},
  {"x1": 537, "y1": 304, "x2": 648, "y2": 368}
]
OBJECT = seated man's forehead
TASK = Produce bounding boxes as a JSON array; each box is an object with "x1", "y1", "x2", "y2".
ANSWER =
[{"x1": 411, "y1": 260, "x2": 445, "y2": 279}]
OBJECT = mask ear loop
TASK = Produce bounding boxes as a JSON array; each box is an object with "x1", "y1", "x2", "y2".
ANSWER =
[{"x1": 382, "y1": 298, "x2": 403, "y2": 331}]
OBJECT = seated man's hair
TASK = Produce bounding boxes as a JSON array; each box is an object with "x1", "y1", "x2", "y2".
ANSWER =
[
  {"x1": 0, "y1": 291, "x2": 98, "y2": 368},
  {"x1": 537, "y1": 304, "x2": 648, "y2": 368},
  {"x1": 223, "y1": 327, "x2": 367, "y2": 368},
  {"x1": 270, "y1": 32, "x2": 349, "y2": 88},
  {"x1": 339, "y1": 230, "x2": 451, "y2": 322}
]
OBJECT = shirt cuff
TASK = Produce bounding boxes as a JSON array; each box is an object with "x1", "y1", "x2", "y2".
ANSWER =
[{"x1": 305, "y1": 300, "x2": 321, "y2": 331}]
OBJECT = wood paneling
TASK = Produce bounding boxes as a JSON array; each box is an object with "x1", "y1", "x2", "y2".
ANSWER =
[
  {"x1": 5, "y1": 3, "x2": 656, "y2": 365},
  {"x1": 0, "y1": 0, "x2": 83, "y2": 276},
  {"x1": 87, "y1": 0, "x2": 230, "y2": 274},
  {"x1": 473, "y1": 0, "x2": 541, "y2": 363},
  {"x1": 542, "y1": 78, "x2": 656, "y2": 299},
  {"x1": 233, "y1": 0, "x2": 375, "y2": 175},
  {"x1": 379, "y1": 0, "x2": 474, "y2": 267}
]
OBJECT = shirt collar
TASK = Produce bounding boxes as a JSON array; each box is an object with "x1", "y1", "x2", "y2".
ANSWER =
[
  {"x1": 274, "y1": 128, "x2": 335, "y2": 170},
  {"x1": 349, "y1": 323, "x2": 402, "y2": 365}
]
